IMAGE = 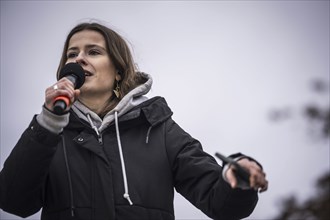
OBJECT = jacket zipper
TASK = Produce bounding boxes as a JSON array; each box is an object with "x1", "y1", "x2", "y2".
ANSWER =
[
  {"x1": 61, "y1": 135, "x2": 75, "y2": 217},
  {"x1": 97, "y1": 132, "x2": 103, "y2": 145}
]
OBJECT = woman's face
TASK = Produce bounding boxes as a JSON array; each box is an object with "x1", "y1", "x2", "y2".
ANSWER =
[{"x1": 65, "y1": 29, "x2": 120, "y2": 99}]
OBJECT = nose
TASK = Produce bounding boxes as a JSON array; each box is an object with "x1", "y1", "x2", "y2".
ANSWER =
[{"x1": 75, "y1": 52, "x2": 88, "y2": 66}]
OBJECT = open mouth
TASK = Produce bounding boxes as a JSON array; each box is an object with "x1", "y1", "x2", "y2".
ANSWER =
[{"x1": 84, "y1": 71, "x2": 93, "y2": 77}]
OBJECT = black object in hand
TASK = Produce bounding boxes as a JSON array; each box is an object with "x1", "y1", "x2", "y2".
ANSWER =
[
  {"x1": 215, "y1": 152, "x2": 250, "y2": 185},
  {"x1": 53, "y1": 63, "x2": 85, "y2": 114}
]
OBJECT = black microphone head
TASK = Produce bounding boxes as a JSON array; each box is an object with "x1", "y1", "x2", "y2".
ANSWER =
[{"x1": 59, "y1": 63, "x2": 85, "y2": 89}]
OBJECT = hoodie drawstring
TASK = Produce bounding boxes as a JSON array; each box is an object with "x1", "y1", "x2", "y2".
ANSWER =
[
  {"x1": 87, "y1": 114, "x2": 103, "y2": 144},
  {"x1": 115, "y1": 111, "x2": 133, "y2": 205},
  {"x1": 62, "y1": 135, "x2": 75, "y2": 217}
]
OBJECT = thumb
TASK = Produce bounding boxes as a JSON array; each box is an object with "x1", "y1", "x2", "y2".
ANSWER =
[
  {"x1": 226, "y1": 167, "x2": 238, "y2": 188},
  {"x1": 74, "y1": 89, "x2": 81, "y2": 100}
]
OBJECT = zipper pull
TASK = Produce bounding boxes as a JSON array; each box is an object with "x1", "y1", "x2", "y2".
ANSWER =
[{"x1": 97, "y1": 133, "x2": 103, "y2": 145}]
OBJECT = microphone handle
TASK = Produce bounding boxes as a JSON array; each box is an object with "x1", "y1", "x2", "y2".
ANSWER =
[
  {"x1": 53, "y1": 96, "x2": 70, "y2": 114},
  {"x1": 66, "y1": 75, "x2": 78, "y2": 88}
]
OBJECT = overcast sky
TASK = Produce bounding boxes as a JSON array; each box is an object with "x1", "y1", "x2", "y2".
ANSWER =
[{"x1": 1, "y1": 1, "x2": 329, "y2": 219}]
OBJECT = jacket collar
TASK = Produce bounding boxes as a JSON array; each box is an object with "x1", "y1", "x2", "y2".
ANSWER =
[{"x1": 68, "y1": 96, "x2": 173, "y2": 130}]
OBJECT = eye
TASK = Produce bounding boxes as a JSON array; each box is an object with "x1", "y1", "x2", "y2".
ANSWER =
[
  {"x1": 67, "y1": 52, "x2": 77, "y2": 58},
  {"x1": 89, "y1": 49, "x2": 101, "y2": 56}
]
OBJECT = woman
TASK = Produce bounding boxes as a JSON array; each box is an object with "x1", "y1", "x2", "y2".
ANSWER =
[{"x1": 0, "y1": 22, "x2": 268, "y2": 220}]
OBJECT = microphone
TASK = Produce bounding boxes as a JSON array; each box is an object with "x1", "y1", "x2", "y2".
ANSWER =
[{"x1": 53, "y1": 63, "x2": 85, "y2": 114}]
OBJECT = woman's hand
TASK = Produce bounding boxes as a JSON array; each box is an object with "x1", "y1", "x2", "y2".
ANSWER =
[
  {"x1": 225, "y1": 158, "x2": 268, "y2": 193},
  {"x1": 45, "y1": 78, "x2": 80, "y2": 113}
]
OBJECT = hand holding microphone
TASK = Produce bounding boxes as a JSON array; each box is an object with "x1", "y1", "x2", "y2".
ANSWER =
[
  {"x1": 215, "y1": 152, "x2": 268, "y2": 193},
  {"x1": 45, "y1": 63, "x2": 85, "y2": 114}
]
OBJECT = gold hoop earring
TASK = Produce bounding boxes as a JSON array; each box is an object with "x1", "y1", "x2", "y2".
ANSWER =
[{"x1": 113, "y1": 80, "x2": 120, "y2": 98}]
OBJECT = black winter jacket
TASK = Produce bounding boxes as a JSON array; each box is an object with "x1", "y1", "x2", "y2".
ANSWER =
[{"x1": 0, "y1": 97, "x2": 258, "y2": 220}]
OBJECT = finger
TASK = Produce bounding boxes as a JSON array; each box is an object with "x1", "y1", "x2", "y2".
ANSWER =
[
  {"x1": 59, "y1": 79, "x2": 75, "y2": 93},
  {"x1": 250, "y1": 170, "x2": 268, "y2": 193},
  {"x1": 55, "y1": 79, "x2": 75, "y2": 96},
  {"x1": 226, "y1": 165, "x2": 238, "y2": 188},
  {"x1": 74, "y1": 89, "x2": 80, "y2": 100},
  {"x1": 57, "y1": 78, "x2": 76, "y2": 95},
  {"x1": 238, "y1": 159, "x2": 261, "y2": 172},
  {"x1": 249, "y1": 169, "x2": 260, "y2": 188},
  {"x1": 64, "y1": 87, "x2": 76, "y2": 104},
  {"x1": 45, "y1": 85, "x2": 59, "y2": 109},
  {"x1": 259, "y1": 180, "x2": 269, "y2": 193},
  {"x1": 45, "y1": 84, "x2": 75, "y2": 110},
  {"x1": 257, "y1": 171, "x2": 268, "y2": 192},
  {"x1": 58, "y1": 77, "x2": 74, "y2": 87}
]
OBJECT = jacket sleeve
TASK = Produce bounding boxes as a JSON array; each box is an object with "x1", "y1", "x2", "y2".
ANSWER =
[
  {"x1": 0, "y1": 116, "x2": 60, "y2": 217},
  {"x1": 165, "y1": 118, "x2": 258, "y2": 220}
]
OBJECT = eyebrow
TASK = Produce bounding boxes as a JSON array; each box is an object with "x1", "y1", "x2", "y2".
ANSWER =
[{"x1": 67, "y1": 44, "x2": 107, "y2": 52}]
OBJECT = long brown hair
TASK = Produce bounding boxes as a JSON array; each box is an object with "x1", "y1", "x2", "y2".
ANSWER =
[{"x1": 57, "y1": 22, "x2": 146, "y2": 117}]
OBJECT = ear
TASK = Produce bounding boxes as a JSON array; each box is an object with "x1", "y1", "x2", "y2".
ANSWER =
[{"x1": 116, "y1": 71, "x2": 122, "y2": 81}]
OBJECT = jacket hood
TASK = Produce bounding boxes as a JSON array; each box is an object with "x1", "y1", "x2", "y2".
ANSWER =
[{"x1": 72, "y1": 72, "x2": 152, "y2": 132}]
